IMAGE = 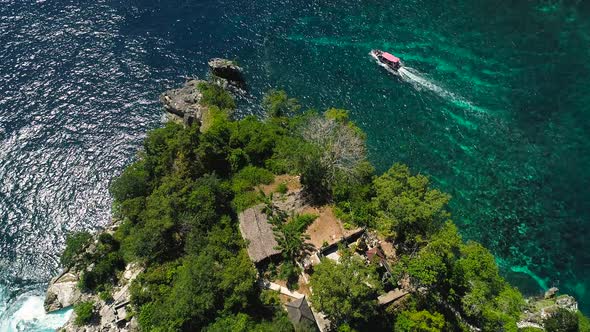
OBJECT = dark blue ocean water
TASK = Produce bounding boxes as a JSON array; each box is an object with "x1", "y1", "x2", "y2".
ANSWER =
[{"x1": 1, "y1": 0, "x2": 589, "y2": 329}]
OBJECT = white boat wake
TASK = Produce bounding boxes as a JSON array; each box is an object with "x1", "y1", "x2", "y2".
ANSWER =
[
  {"x1": 398, "y1": 67, "x2": 486, "y2": 113},
  {"x1": 376, "y1": 58, "x2": 487, "y2": 114}
]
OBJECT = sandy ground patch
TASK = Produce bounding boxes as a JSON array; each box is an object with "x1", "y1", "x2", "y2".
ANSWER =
[
  {"x1": 303, "y1": 206, "x2": 361, "y2": 249},
  {"x1": 259, "y1": 174, "x2": 301, "y2": 195}
]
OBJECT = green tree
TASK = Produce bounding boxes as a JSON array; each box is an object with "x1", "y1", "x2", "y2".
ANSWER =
[
  {"x1": 196, "y1": 116, "x2": 233, "y2": 175},
  {"x1": 544, "y1": 308, "x2": 579, "y2": 332},
  {"x1": 403, "y1": 247, "x2": 447, "y2": 291},
  {"x1": 452, "y1": 242, "x2": 524, "y2": 330},
  {"x1": 394, "y1": 310, "x2": 445, "y2": 332},
  {"x1": 372, "y1": 163, "x2": 451, "y2": 248},
  {"x1": 310, "y1": 250, "x2": 381, "y2": 326},
  {"x1": 217, "y1": 250, "x2": 258, "y2": 312},
  {"x1": 163, "y1": 254, "x2": 219, "y2": 330},
  {"x1": 230, "y1": 116, "x2": 283, "y2": 165},
  {"x1": 110, "y1": 160, "x2": 150, "y2": 202},
  {"x1": 270, "y1": 210, "x2": 317, "y2": 263},
  {"x1": 60, "y1": 231, "x2": 92, "y2": 268},
  {"x1": 231, "y1": 166, "x2": 274, "y2": 193},
  {"x1": 262, "y1": 89, "x2": 301, "y2": 118},
  {"x1": 198, "y1": 82, "x2": 236, "y2": 110},
  {"x1": 205, "y1": 313, "x2": 294, "y2": 332}
]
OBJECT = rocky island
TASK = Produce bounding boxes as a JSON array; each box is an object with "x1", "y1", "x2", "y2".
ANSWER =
[{"x1": 45, "y1": 59, "x2": 589, "y2": 332}]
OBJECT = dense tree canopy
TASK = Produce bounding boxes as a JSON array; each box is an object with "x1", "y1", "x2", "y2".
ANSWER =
[
  {"x1": 310, "y1": 250, "x2": 382, "y2": 328},
  {"x1": 394, "y1": 310, "x2": 445, "y2": 332},
  {"x1": 59, "y1": 87, "x2": 586, "y2": 332},
  {"x1": 372, "y1": 163, "x2": 451, "y2": 249}
]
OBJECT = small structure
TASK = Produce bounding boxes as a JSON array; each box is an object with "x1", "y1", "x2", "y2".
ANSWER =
[
  {"x1": 285, "y1": 297, "x2": 318, "y2": 331},
  {"x1": 317, "y1": 228, "x2": 365, "y2": 262},
  {"x1": 238, "y1": 205, "x2": 282, "y2": 265},
  {"x1": 365, "y1": 246, "x2": 394, "y2": 284},
  {"x1": 113, "y1": 300, "x2": 130, "y2": 324},
  {"x1": 378, "y1": 289, "x2": 410, "y2": 306}
]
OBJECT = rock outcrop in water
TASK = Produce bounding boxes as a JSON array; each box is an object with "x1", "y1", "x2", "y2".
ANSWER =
[
  {"x1": 44, "y1": 271, "x2": 83, "y2": 312},
  {"x1": 517, "y1": 289, "x2": 580, "y2": 330},
  {"x1": 160, "y1": 57, "x2": 245, "y2": 127},
  {"x1": 160, "y1": 79, "x2": 207, "y2": 127},
  {"x1": 58, "y1": 263, "x2": 143, "y2": 332},
  {"x1": 208, "y1": 57, "x2": 245, "y2": 89}
]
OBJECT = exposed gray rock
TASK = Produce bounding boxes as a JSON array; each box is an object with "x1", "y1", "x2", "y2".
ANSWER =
[
  {"x1": 44, "y1": 270, "x2": 83, "y2": 312},
  {"x1": 518, "y1": 294, "x2": 579, "y2": 329},
  {"x1": 555, "y1": 295, "x2": 578, "y2": 312},
  {"x1": 208, "y1": 58, "x2": 244, "y2": 84},
  {"x1": 160, "y1": 79, "x2": 207, "y2": 126},
  {"x1": 544, "y1": 287, "x2": 558, "y2": 299},
  {"x1": 56, "y1": 263, "x2": 143, "y2": 332},
  {"x1": 273, "y1": 189, "x2": 306, "y2": 213},
  {"x1": 160, "y1": 59, "x2": 247, "y2": 128},
  {"x1": 46, "y1": 219, "x2": 143, "y2": 331}
]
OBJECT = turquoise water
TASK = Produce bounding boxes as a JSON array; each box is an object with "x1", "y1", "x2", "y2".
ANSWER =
[
  {"x1": 238, "y1": 0, "x2": 590, "y2": 309},
  {"x1": 1, "y1": 0, "x2": 589, "y2": 327}
]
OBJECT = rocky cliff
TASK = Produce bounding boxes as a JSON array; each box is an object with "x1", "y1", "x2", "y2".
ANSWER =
[
  {"x1": 45, "y1": 58, "x2": 243, "y2": 331},
  {"x1": 160, "y1": 57, "x2": 245, "y2": 127},
  {"x1": 517, "y1": 288, "x2": 580, "y2": 330},
  {"x1": 44, "y1": 219, "x2": 143, "y2": 332}
]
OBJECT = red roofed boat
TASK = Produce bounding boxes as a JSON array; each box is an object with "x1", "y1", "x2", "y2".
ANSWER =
[{"x1": 371, "y1": 49, "x2": 401, "y2": 71}]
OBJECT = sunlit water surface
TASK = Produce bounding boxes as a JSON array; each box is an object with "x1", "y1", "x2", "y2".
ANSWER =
[{"x1": 1, "y1": 0, "x2": 589, "y2": 328}]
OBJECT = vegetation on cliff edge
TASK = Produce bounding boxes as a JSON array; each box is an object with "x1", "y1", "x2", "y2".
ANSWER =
[{"x1": 61, "y1": 87, "x2": 588, "y2": 331}]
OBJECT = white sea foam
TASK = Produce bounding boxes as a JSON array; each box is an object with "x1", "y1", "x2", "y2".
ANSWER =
[{"x1": 0, "y1": 287, "x2": 71, "y2": 332}]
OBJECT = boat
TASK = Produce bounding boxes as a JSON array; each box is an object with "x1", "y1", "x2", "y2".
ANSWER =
[{"x1": 370, "y1": 49, "x2": 401, "y2": 71}]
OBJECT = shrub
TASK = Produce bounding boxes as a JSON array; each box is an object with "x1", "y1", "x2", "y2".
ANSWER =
[
  {"x1": 232, "y1": 191, "x2": 261, "y2": 212},
  {"x1": 278, "y1": 261, "x2": 300, "y2": 290},
  {"x1": 74, "y1": 301, "x2": 94, "y2": 326},
  {"x1": 578, "y1": 310, "x2": 590, "y2": 332},
  {"x1": 544, "y1": 308, "x2": 579, "y2": 332},
  {"x1": 276, "y1": 182, "x2": 288, "y2": 195},
  {"x1": 99, "y1": 289, "x2": 113, "y2": 302},
  {"x1": 394, "y1": 310, "x2": 445, "y2": 332},
  {"x1": 201, "y1": 105, "x2": 229, "y2": 132},
  {"x1": 97, "y1": 233, "x2": 119, "y2": 252},
  {"x1": 232, "y1": 166, "x2": 274, "y2": 193},
  {"x1": 78, "y1": 251, "x2": 125, "y2": 291},
  {"x1": 61, "y1": 231, "x2": 92, "y2": 268},
  {"x1": 198, "y1": 82, "x2": 236, "y2": 110},
  {"x1": 228, "y1": 148, "x2": 250, "y2": 173}
]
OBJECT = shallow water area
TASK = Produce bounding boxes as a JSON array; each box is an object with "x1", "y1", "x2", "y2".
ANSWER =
[{"x1": 1, "y1": 0, "x2": 589, "y2": 328}]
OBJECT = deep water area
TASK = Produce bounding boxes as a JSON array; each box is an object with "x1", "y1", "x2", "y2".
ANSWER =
[{"x1": 1, "y1": 0, "x2": 589, "y2": 328}]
